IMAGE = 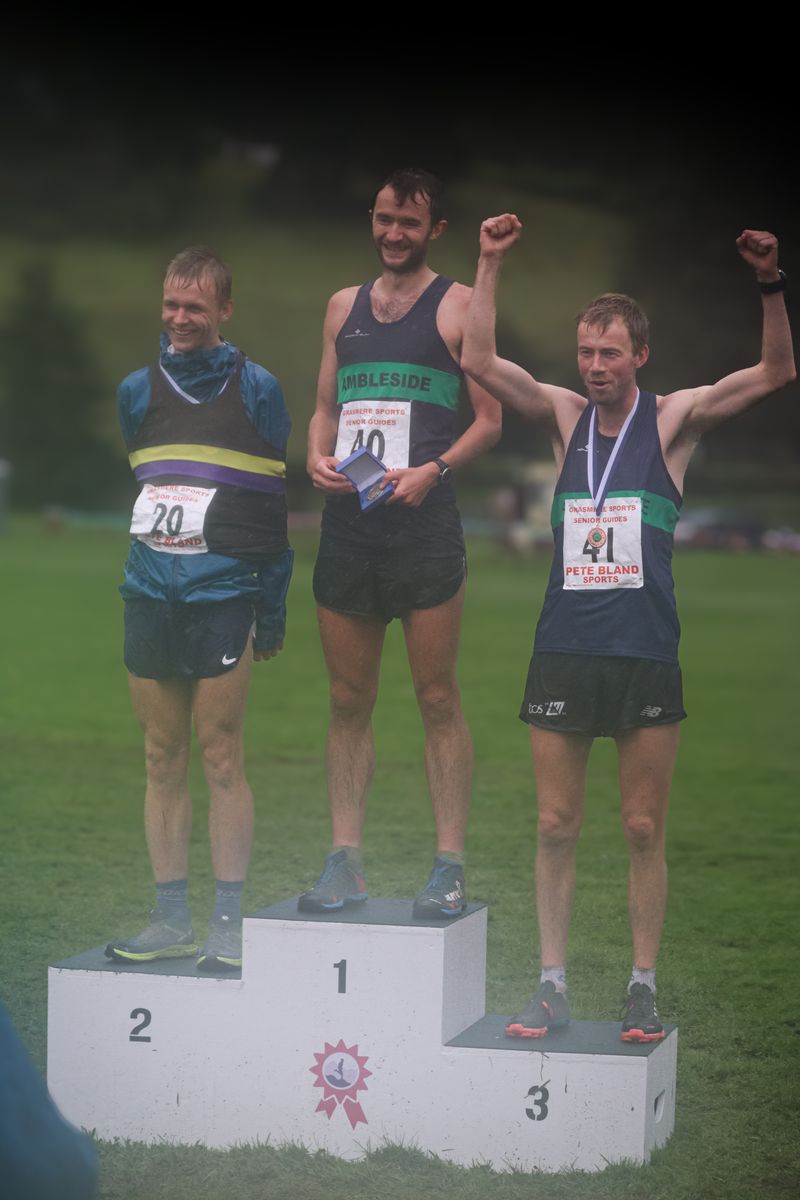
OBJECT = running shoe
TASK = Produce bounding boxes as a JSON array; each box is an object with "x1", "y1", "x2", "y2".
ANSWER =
[
  {"x1": 297, "y1": 850, "x2": 368, "y2": 913},
  {"x1": 620, "y1": 982, "x2": 665, "y2": 1042},
  {"x1": 196, "y1": 913, "x2": 242, "y2": 972},
  {"x1": 412, "y1": 857, "x2": 466, "y2": 919},
  {"x1": 105, "y1": 912, "x2": 198, "y2": 963},
  {"x1": 505, "y1": 980, "x2": 570, "y2": 1038}
]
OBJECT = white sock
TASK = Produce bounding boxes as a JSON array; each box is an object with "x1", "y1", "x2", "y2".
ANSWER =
[
  {"x1": 540, "y1": 966, "x2": 567, "y2": 994},
  {"x1": 628, "y1": 966, "x2": 656, "y2": 993}
]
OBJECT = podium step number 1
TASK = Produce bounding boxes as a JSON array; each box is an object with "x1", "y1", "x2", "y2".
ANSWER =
[{"x1": 48, "y1": 897, "x2": 676, "y2": 1173}]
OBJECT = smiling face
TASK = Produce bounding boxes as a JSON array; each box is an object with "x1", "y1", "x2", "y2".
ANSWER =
[
  {"x1": 577, "y1": 317, "x2": 649, "y2": 410},
  {"x1": 161, "y1": 273, "x2": 233, "y2": 353},
  {"x1": 371, "y1": 186, "x2": 446, "y2": 275}
]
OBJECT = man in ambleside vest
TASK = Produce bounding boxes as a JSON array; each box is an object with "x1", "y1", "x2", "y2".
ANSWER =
[
  {"x1": 107, "y1": 246, "x2": 292, "y2": 972},
  {"x1": 462, "y1": 216, "x2": 794, "y2": 1041},
  {"x1": 302, "y1": 168, "x2": 501, "y2": 919}
]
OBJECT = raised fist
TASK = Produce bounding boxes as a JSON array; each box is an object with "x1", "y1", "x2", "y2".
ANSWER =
[
  {"x1": 479, "y1": 213, "x2": 523, "y2": 257},
  {"x1": 736, "y1": 229, "x2": 779, "y2": 279}
]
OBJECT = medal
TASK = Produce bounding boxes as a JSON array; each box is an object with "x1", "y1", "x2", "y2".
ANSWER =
[
  {"x1": 587, "y1": 390, "x2": 639, "y2": 518},
  {"x1": 587, "y1": 526, "x2": 607, "y2": 549}
]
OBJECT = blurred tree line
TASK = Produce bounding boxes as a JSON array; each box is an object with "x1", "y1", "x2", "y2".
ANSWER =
[
  {"x1": 0, "y1": 262, "x2": 118, "y2": 508},
  {"x1": 0, "y1": 63, "x2": 796, "y2": 510}
]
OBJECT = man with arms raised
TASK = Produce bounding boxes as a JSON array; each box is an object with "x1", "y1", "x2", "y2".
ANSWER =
[
  {"x1": 302, "y1": 168, "x2": 501, "y2": 917},
  {"x1": 107, "y1": 247, "x2": 292, "y2": 971},
  {"x1": 463, "y1": 217, "x2": 794, "y2": 1038}
]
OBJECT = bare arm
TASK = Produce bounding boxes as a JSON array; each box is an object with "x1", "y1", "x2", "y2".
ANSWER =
[
  {"x1": 666, "y1": 231, "x2": 795, "y2": 432},
  {"x1": 660, "y1": 230, "x2": 796, "y2": 484},
  {"x1": 461, "y1": 215, "x2": 583, "y2": 432},
  {"x1": 307, "y1": 290, "x2": 359, "y2": 495}
]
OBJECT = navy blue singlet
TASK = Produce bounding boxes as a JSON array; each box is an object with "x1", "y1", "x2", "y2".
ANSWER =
[{"x1": 535, "y1": 391, "x2": 683, "y2": 664}]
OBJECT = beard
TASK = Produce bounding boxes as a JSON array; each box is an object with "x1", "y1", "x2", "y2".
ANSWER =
[{"x1": 374, "y1": 239, "x2": 429, "y2": 275}]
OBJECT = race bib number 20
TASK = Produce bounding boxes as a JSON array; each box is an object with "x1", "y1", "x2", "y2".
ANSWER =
[
  {"x1": 563, "y1": 497, "x2": 643, "y2": 590},
  {"x1": 130, "y1": 484, "x2": 216, "y2": 554}
]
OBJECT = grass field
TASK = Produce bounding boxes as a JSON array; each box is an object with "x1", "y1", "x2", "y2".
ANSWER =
[{"x1": 1, "y1": 518, "x2": 798, "y2": 1199}]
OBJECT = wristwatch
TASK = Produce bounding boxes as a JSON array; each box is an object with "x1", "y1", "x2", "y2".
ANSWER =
[
  {"x1": 434, "y1": 457, "x2": 451, "y2": 484},
  {"x1": 759, "y1": 270, "x2": 787, "y2": 295}
]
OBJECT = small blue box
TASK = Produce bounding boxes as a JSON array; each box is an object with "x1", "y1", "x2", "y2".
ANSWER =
[{"x1": 336, "y1": 447, "x2": 394, "y2": 511}]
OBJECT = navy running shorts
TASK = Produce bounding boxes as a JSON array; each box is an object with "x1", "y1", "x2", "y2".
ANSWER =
[
  {"x1": 313, "y1": 488, "x2": 466, "y2": 622},
  {"x1": 519, "y1": 652, "x2": 686, "y2": 737},
  {"x1": 124, "y1": 596, "x2": 254, "y2": 680}
]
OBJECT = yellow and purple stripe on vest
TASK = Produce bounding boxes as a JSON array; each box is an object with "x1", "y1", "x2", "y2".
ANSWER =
[{"x1": 128, "y1": 443, "x2": 286, "y2": 494}]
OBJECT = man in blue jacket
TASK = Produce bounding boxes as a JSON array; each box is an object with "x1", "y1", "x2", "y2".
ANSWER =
[{"x1": 106, "y1": 247, "x2": 292, "y2": 971}]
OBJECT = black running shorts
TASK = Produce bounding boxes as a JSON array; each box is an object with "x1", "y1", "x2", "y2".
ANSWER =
[
  {"x1": 124, "y1": 596, "x2": 254, "y2": 680},
  {"x1": 313, "y1": 489, "x2": 466, "y2": 622},
  {"x1": 520, "y1": 652, "x2": 686, "y2": 737}
]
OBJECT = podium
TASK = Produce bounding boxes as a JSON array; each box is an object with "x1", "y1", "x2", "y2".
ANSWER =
[{"x1": 48, "y1": 898, "x2": 676, "y2": 1172}]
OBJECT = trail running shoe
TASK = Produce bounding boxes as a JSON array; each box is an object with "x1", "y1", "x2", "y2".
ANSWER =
[
  {"x1": 297, "y1": 850, "x2": 368, "y2": 913},
  {"x1": 620, "y1": 982, "x2": 665, "y2": 1042},
  {"x1": 196, "y1": 914, "x2": 242, "y2": 972},
  {"x1": 505, "y1": 980, "x2": 570, "y2": 1038},
  {"x1": 105, "y1": 912, "x2": 198, "y2": 963},
  {"x1": 412, "y1": 857, "x2": 466, "y2": 919}
]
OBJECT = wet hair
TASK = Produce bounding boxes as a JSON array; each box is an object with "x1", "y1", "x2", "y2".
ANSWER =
[
  {"x1": 576, "y1": 293, "x2": 649, "y2": 355},
  {"x1": 372, "y1": 168, "x2": 445, "y2": 226},
  {"x1": 164, "y1": 246, "x2": 232, "y2": 305}
]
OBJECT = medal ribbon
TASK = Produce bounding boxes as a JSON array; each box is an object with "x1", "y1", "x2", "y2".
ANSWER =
[{"x1": 586, "y1": 390, "x2": 639, "y2": 517}]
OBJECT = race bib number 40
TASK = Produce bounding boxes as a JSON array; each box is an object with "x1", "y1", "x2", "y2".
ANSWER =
[
  {"x1": 130, "y1": 484, "x2": 216, "y2": 554},
  {"x1": 334, "y1": 401, "x2": 411, "y2": 469},
  {"x1": 563, "y1": 497, "x2": 643, "y2": 590}
]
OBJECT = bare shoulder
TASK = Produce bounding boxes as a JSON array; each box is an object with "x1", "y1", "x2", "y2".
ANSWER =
[
  {"x1": 552, "y1": 385, "x2": 587, "y2": 413},
  {"x1": 444, "y1": 279, "x2": 472, "y2": 306},
  {"x1": 656, "y1": 386, "x2": 701, "y2": 442},
  {"x1": 325, "y1": 286, "x2": 360, "y2": 332},
  {"x1": 550, "y1": 386, "x2": 587, "y2": 442},
  {"x1": 439, "y1": 279, "x2": 472, "y2": 324}
]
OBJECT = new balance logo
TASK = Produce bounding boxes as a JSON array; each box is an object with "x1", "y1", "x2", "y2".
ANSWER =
[
  {"x1": 546, "y1": 701, "x2": 566, "y2": 716},
  {"x1": 576, "y1": 444, "x2": 590, "y2": 453},
  {"x1": 344, "y1": 328, "x2": 370, "y2": 338},
  {"x1": 639, "y1": 706, "x2": 663, "y2": 718}
]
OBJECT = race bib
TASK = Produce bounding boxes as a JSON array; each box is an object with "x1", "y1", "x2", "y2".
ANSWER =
[
  {"x1": 130, "y1": 484, "x2": 216, "y2": 555},
  {"x1": 562, "y1": 496, "x2": 643, "y2": 590},
  {"x1": 334, "y1": 400, "x2": 411, "y2": 468}
]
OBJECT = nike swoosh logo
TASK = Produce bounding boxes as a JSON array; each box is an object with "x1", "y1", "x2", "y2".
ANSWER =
[{"x1": 222, "y1": 654, "x2": 238, "y2": 665}]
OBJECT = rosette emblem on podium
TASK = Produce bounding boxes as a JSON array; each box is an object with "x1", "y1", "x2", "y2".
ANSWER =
[{"x1": 310, "y1": 1040, "x2": 372, "y2": 1128}]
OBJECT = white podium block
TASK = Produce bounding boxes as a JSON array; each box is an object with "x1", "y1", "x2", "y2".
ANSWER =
[
  {"x1": 47, "y1": 898, "x2": 677, "y2": 1172},
  {"x1": 219, "y1": 898, "x2": 488, "y2": 1153},
  {"x1": 47, "y1": 950, "x2": 250, "y2": 1145},
  {"x1": 437, "y1": 1016, "x2": 677, "y2": 1172},
  {"x1": 242, "y1": 898, "x2": 487, "y2": 1047}
]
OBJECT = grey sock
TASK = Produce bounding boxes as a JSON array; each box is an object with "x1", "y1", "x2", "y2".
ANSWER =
[
  {"x1": 540, "y1": 966, "x2": 567, "y2": 994},
  {"x1": 155, "y1": 879, "x2": 190, "y2": 924},
  {"x1": 436, "y1": 851, "x2": 465, "y2": 867},
  {"x1": 333, "y1": 845, "x2": 364, "y2": 873},
  {"x1": 213, "y1": 880, "x2": 244, "y2": 923},
  {"x1": 629, "y1": 966, "x2": 657, "y2": 993}
]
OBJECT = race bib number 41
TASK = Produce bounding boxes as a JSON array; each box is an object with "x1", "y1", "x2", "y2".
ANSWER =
[
  {"x1": 130, "y1": 484, "x2": 216, "y2": 554},
  {"x1": 334, "y1": 401, "x2": 411, "y2": 469},
  {"x1": 563, "y1": 497, "x2": 643, "y2": 589}
]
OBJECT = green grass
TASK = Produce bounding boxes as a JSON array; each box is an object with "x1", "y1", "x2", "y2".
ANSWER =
[{"x1": 1, "y1": 519, "x2": 799, "y2": 1198}]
